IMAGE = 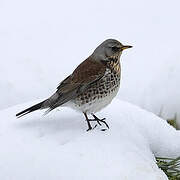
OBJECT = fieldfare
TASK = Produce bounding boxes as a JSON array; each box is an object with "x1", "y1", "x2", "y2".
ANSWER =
[{"x1": 16, "y1": 39, "x2": 132, "y2": 131}]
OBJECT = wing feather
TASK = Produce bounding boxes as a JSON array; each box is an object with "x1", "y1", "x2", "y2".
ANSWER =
[{"x1": 47, "y1": 57, "x2": 106, "y2": 111}]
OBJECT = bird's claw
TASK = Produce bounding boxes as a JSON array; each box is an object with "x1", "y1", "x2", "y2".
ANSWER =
[
  {"x1": 86, "y1": 124, "x2": 97, "y2": 131},
  {"x1": 88, "y1": 117, "x2": 109, "y2": 130}
]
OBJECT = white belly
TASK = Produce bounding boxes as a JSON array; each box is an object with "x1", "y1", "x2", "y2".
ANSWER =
[{"x1": 65, "y1": 86, "x2": 119, "y2": 114}]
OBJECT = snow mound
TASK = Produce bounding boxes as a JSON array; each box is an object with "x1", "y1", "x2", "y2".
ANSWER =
[{"x1": 0, "y1": 99, "x2": 179, "y2": 180}]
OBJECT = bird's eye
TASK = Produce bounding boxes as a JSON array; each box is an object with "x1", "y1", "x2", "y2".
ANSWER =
[{"x1": 111, "y1": 46, "x2": 120, "y2": 52}]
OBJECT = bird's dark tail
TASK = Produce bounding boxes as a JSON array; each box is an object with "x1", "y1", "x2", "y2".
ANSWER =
[{"x1": 16, "y1": 100, "x2": 46, "y2": 118}]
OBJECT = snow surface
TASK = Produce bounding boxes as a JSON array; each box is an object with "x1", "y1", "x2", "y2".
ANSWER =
[{"x1": 0, "y1": 99, "x2": 179, "y2": 180}]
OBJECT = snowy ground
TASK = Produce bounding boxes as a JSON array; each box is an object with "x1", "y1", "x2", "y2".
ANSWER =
[{"x1": 0, "y1": 99, "x2": 179, "y2": 180}]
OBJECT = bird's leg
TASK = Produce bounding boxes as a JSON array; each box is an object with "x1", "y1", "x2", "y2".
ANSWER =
[
  {"x1": 91, "y1": 114, "x2": 110, "y2": 129},
  {"x1": 89, "y1": 115, "x2": 102, "y2": 126},
  {"x1": 83, "y1": 113, "x2": 97, "y2": 131}
]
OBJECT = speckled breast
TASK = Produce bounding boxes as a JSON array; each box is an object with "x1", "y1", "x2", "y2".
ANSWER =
[{"x1": 72, "y1": 60, "x2": 121, "y2": 113}]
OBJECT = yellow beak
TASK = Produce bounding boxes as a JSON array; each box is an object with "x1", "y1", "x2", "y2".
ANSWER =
[{"x1": 121, "y1": 45, "x2": 133, "y2": 50}]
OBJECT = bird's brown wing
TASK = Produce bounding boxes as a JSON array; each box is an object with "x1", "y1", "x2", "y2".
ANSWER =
[{"x1": 47, "y1": 57, "x2": 106, "y2": 111}]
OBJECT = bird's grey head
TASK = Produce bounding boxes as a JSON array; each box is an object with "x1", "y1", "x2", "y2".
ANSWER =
[{"x1": 92, "y1": 39, "x2": 132, "y2": 62}]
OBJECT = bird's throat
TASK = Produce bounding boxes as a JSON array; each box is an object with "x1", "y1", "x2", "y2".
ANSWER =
[{"x1": 105, "y1": 56, "x2": 121, "y2": 74}]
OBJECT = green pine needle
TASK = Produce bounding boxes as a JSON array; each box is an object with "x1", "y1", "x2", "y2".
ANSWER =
[
  {"x1": 167, "y1": 114, "x2": 178, "y2": 130},
  {"x1": 156, "y1": 156, "x2": 180, "y2": 179}
]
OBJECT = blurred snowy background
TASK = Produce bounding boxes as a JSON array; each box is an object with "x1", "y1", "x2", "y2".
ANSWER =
[{"x1": 0, "y1": 0, "x2": 180, "y2": 127}]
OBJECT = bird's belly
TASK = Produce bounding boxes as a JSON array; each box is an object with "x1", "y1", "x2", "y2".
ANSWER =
[
  {"x1": 67, "y1": 71, "x2": 120, "y2": 114},
  {"x1": 74, "y1": 88, "x2": 119, "y2": 114}
]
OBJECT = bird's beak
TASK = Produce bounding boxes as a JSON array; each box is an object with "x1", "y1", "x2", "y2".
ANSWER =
[{"x1": 121, "y1": 45, "x2": 133, "y2": 50}]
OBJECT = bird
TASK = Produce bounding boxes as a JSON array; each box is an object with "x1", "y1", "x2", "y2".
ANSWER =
[{"x1": 16, "y1": 39, "x2": 132, "y2": 131}]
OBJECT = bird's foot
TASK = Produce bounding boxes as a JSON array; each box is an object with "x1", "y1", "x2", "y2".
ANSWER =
[
  {"x1": 90, "y1": 114, "x2": 110, "y2": 130},
  {"x1": 84, "y1": 113, "x2": 109, "y2": 131},
  {"x1": 86, "y1": 124, "x2": 97, "y2": 131}
]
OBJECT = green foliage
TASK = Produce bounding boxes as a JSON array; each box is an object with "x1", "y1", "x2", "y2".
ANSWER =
[
  {"x1": 156, "y1": 156, "x2": 180, "y2": 179},
  {"x1": 167, "y1": 114, "x2": 178, "y2": 130},
  {"x1": 158, "y1": 107, "x2": 178, "y2": 130}
]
